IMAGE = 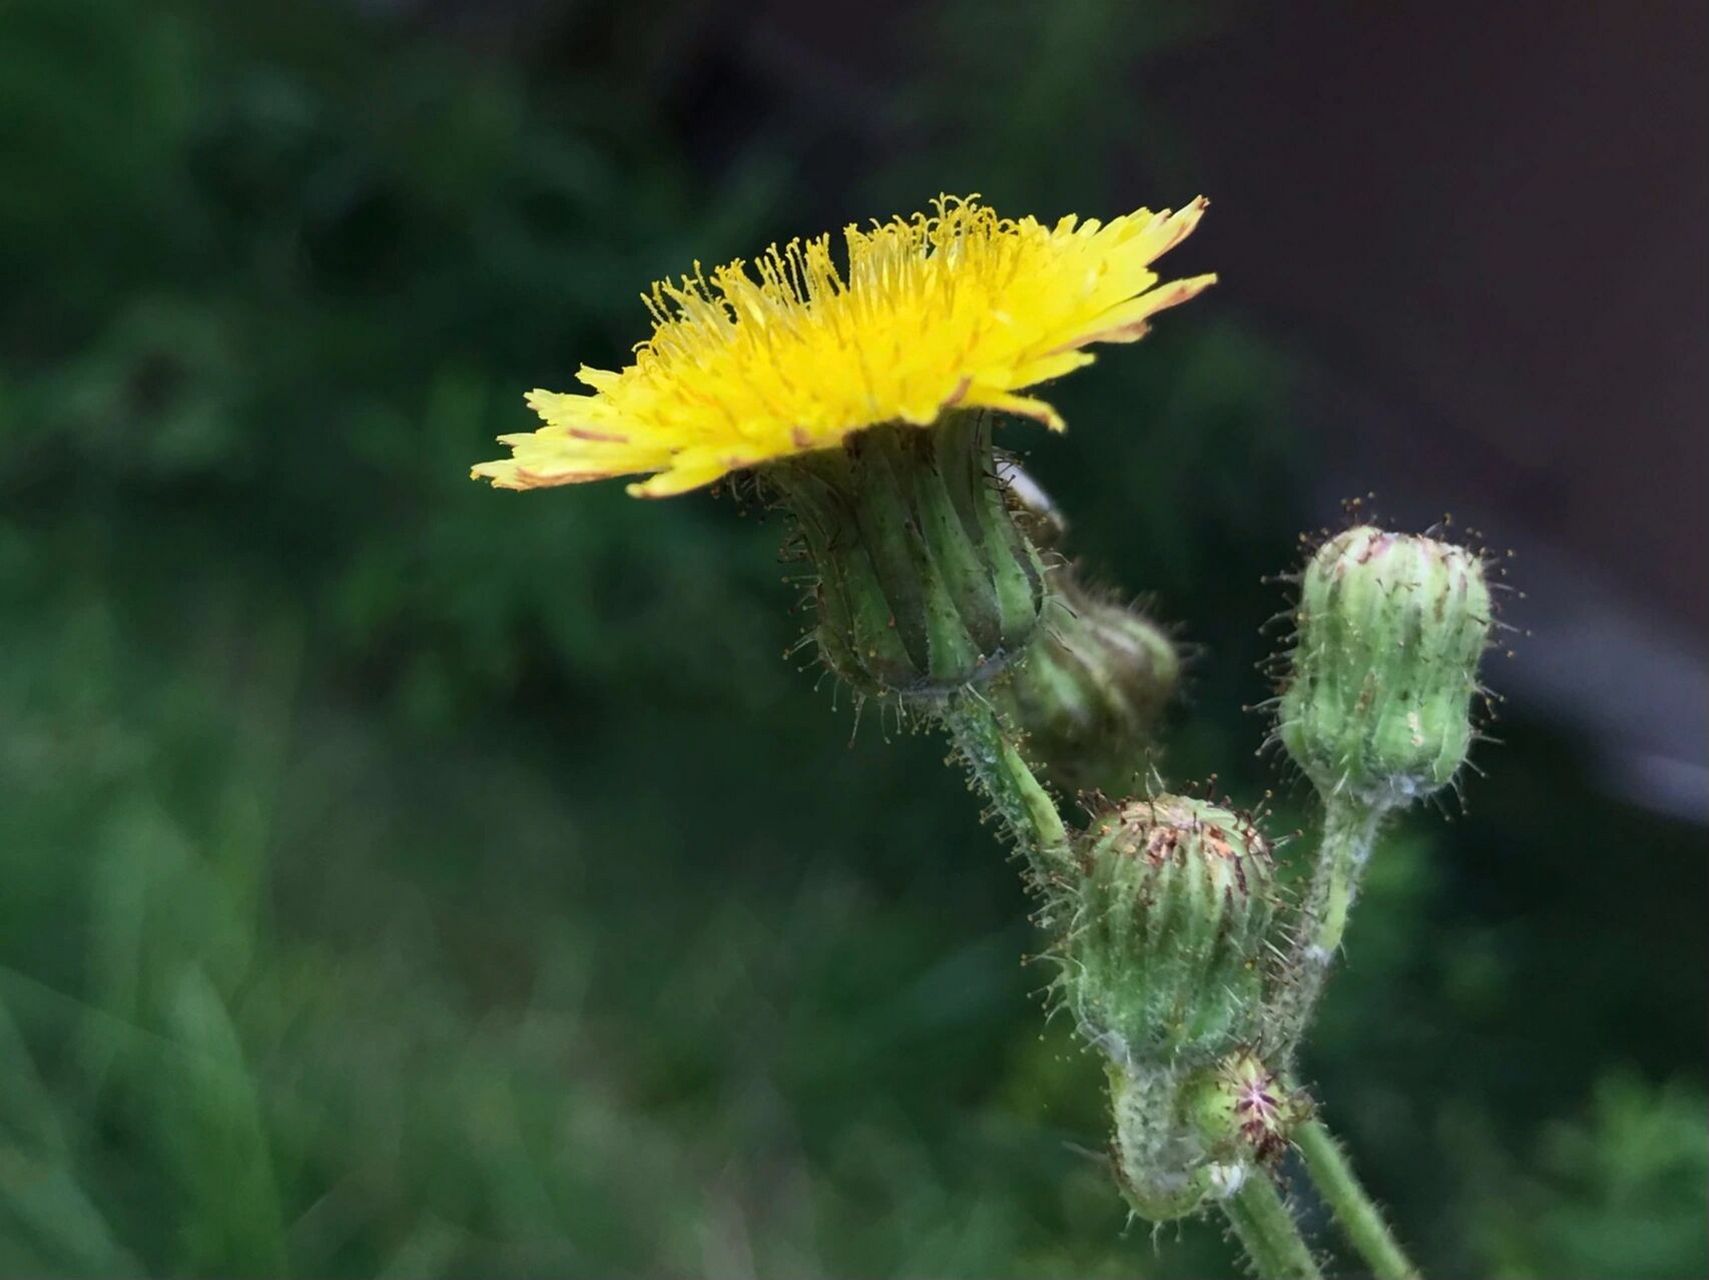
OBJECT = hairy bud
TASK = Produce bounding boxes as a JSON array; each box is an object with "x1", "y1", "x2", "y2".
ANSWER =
[
  {"x1": 1279, "y1": 525, "x2": 1491, "y2": 806},
  {"x1": 1107, "y1": 1051, "x2": 1299, "y2": 1222},
  {"x1": 1184, "y1": 1051, "x2": 1307, "y2": 1166},
  {"x1": 1062, "y1": 796, "x2": 1275, "y2": 1068},
  {"x1": 1107, "y1": 1066, "x2": 1218, "y2": 1221},
  {"x1": 996, "y1": 575, "x2": 1180, "y2": 795},
  {"x1": 769, "y1": 413, "x2": 1045, "y2": 699}
]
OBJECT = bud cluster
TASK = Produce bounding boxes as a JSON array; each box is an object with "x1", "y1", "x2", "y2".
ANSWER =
[
  {"x1": 1046, "y1": 795, "x2": 1300, "y2": 1222},
  {"x1": 770, "y1": 443, "x2": 1497, "y2": 1235}
]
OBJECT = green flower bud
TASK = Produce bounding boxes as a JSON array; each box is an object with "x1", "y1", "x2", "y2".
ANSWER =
[
  {"x1": 1279, "y1": 525, "x2": 1492, "y2": 806},
  {"x1": 1107, "y1": 1065, "x2": 1217, "y2": 1221},
  {"x1": 996, "y1": 574, "x2": 1180, "y2": 796},
  {"x1": 1183, "y1": 1051, "x2": 1307, "y2": 1166},
  {"x1": 1061, "y1": 796, "x2": 1275, "y2": 1068},
  {"x1": 767, "y1": 413, "x2": 1046, "y2": 699}
]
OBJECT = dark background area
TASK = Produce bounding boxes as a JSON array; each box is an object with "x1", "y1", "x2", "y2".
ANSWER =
[{"x1": 1, "y1": 2, "x2": 1704, "y2": 1276}]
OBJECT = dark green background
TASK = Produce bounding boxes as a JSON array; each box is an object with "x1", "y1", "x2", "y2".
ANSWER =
[{"x1": 2, "y1": 2, "x2": 1703, "y2": 1276}]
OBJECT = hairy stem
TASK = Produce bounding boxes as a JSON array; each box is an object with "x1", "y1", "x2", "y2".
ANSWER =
[
  {"x1": 1274, "y1": 793, "x2": 1385, "y2": 1053},
  {"x1": 939, "y1": 689, "x2": 1071, "y2": 877},
  {"x1": 1220, "y1": 1174, "x2": 1323, "y2": 1280},
  {"x1": 1295, "y1": 1114, "x2": 1420, "y2": 1280}
]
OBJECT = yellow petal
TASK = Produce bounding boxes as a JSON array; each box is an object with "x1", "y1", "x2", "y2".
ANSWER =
[{"x1": 474, "y1": 195, "x2": 1214, "y2": 497}]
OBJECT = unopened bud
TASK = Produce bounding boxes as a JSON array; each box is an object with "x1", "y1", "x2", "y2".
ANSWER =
[
  {"x1": 768, "y1": 414, "x2": 1045, "y2": 699},
  {"x1": 996, "y1": 575, "x2": 1180, "y2": 795},
  {"x1": 1183, "y1": 1051, "x2": 1306, "y2": 1166},
  {"x1": 1107, "y1": 1066, "x2": 1216, "y2": 1221},
  {"x1": 1062, "y1": 796, "x2": 1275, "y2": 1068},
  {"x1": 1280, "y1": 526, "x2": 1491, "y2": 806}
]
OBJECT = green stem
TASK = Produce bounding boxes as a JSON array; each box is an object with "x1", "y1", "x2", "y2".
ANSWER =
[
  {"x1": 939, "y1": 689, "x2": 1071, "y2": 878},
  {"x1": 1295, "y1": 1114, "x2": 1420, "y2": 1280},
  {"x1": 1274, "y1": 793, "x2": 1384, "y2": 1053},
  {"x1": 1220, "y1": 1174, "x2": 1323, "y2": 1280}
]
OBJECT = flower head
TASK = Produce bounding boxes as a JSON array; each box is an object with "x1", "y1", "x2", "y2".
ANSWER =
[{"x1": 472, "y1": 195, "x2": 1214, "y2": 497}]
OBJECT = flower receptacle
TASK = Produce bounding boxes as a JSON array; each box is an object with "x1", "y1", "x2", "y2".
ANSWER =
[{"x1": 769, "y1": 413, "x2": 1046, "y2": 699}]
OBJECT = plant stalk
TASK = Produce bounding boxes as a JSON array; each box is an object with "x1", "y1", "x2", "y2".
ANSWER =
[
  {"x1": 1220, "y1": 1174, "x2": 1323, "y2": 1280},
  {"x1": 1295, "y1": 1114, "x2": 1420, "y2": 1280},
  {"x1": 1274, "y1": 793, "x2": 1384, "y2": 1053},
  {"x1": 939, "y1": 689, "x2": 1072, "y2": 878}
]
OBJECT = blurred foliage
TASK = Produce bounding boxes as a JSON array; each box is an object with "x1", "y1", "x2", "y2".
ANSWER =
[
  {"x1": 1, "y1": 0, "x2": 1703, "y2": 1276},
  {"x1": 1454, "y1": 1073, "x2": 1709, "y2": 1279}
]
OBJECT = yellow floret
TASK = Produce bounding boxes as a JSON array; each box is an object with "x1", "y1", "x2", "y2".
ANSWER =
[{"x1": 472, "y1": 195, "x2": 1214, "y2": 498}]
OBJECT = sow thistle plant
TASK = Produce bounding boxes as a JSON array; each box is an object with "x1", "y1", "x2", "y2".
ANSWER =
[{"x1": 473, "y1": 195, "x2": 1495, "y2": 1279}]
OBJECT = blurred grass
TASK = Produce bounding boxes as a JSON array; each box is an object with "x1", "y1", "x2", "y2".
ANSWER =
[{"x1": 1, "y1": 1, "x2": 1704, "y2": 1276}]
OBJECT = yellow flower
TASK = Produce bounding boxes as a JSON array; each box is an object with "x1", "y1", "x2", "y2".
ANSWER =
[{"x1": 472, "y1": 195, "x2": 1214, "y2": 498}]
